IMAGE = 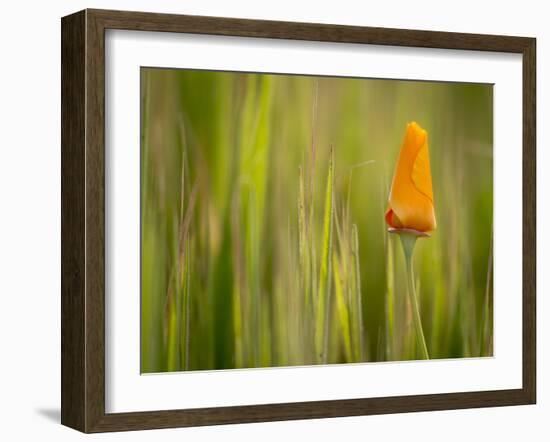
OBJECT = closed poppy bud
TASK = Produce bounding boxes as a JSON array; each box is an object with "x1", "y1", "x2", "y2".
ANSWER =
[{"x1": 385, "y1": 122, "x2": 436, "y2": 232}]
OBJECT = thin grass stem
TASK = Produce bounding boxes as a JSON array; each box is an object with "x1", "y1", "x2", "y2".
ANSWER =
[{"x1": 399, "y1": 233, "x2": 429, "y2": 360}]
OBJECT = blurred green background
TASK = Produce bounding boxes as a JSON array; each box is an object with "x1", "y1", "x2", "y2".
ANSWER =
[{"x1": 140, "y1": 68, "x2": 493, "y2": 373}]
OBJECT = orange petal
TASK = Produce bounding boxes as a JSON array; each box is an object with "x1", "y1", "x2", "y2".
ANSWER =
[
  {"x1": 385, "y1": 122, "x2": 436, "y2": 232},
  {"x1": 411, "y1": 139, "x2": 434, "y2": 203},
  {"x1": 385, "y1": 208, "x2": 403, "y2": 229}
]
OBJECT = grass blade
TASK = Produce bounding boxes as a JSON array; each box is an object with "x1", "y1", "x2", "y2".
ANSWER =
[
  {"x1": 332, "y1": 254, "x2": 352, "y2": 361},
  {"x1": 351, "y1": 224, "x2": 365, "y2": 361},
  {"x1": 315, "y1": 148, "x2": 334, "y2": 363}
]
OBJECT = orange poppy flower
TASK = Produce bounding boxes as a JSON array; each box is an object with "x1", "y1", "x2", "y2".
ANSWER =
[{"x1": 385, "y1": 122, "x2": 436, "y2": 233}]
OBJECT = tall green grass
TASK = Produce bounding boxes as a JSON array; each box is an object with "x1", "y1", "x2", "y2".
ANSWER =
[{"x1": 140, "y1": 68, "x2": 493, "y2": 372}]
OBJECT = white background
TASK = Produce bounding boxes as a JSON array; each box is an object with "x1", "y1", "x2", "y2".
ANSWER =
[{"x1": 0, "y1": 0, "x2": 546, "y2": 440}]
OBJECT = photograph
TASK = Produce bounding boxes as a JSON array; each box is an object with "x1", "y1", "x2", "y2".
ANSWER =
[
  {"x1": 140, "y1": 67, "x2": 494, "y2": 373},
  {"x1": 0, "y1": 0, "x2": 542, "y2": 438}
]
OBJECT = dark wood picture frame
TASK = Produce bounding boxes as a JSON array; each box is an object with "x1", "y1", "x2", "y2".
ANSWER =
[{"x1": 61, "y1": 8, "x2": 536, "y2": 433}]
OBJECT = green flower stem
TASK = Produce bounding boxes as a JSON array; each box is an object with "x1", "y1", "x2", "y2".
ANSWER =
[{"x1": 399, "y1": 233, "x2": 430, "y2": 360}]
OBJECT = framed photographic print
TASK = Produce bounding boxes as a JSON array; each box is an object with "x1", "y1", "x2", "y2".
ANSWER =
[{"x1": 61, "y1": 9, "x2": 536, "y2": 433}]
